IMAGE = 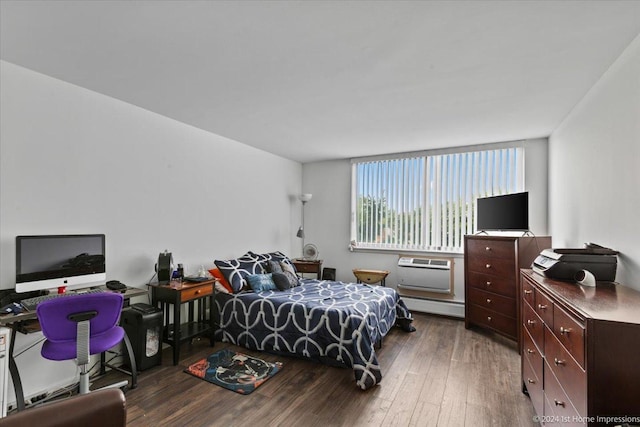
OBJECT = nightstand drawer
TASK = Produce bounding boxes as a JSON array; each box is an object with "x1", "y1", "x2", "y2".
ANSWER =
[
  {"x1": 292, "y1": 259, "x2": 323, "y2": 279},
  {"x1": 180, "y1": 284, "x2": 213, "y2": 302},
  {"x1": 295, "y1": 263, "x2": 319, "y2": 273}
]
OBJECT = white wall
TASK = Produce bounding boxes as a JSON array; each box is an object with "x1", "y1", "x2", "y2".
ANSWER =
[
  {"x1": 0, "y1": 61, "x2": 302, "y2": 291},
  {"x1": 549, "y1": 34, "x2": 640, "y2": 290},
  {"x1": 302, "y1": 138, "x2": 549, "y2": 305}
]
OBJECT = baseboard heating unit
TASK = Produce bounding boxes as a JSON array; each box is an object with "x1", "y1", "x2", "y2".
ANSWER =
[
  {"x1": 396, "y1": 256, "x2": 464, "y2": 318},
  {"x1": 400, "y1": 296, "x2": 464, "y2": 319}
]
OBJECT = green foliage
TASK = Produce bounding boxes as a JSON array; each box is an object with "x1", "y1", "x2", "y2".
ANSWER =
[{"x1": 356, "y1": 195, "x2": 475, "y2": 249}]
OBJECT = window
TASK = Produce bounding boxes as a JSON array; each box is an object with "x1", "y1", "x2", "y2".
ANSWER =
[{"x1": 351, "y1": 146, "x2": 524, "y2": 252}]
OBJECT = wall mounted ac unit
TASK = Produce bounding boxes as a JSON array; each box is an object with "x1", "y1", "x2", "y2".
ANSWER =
[{"x1": 397, "y1": 257, "x2": 452, "y2": 294}]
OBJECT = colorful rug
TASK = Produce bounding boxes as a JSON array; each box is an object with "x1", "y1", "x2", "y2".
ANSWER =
[{"x1": 184, "y1": 348, "x2": 283, "y2": 394}]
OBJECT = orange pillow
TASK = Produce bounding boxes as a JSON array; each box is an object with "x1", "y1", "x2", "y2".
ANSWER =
[{"x1": 209, "y1": 268, "x2": 233, "y2": 293}]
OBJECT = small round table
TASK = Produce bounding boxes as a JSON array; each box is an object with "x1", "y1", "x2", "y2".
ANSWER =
[{"x1": 352, "y1": 269, "x2": 390, "y2": 287}]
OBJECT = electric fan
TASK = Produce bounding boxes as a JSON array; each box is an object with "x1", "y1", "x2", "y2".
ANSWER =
[{"x1": 303, "y1": 244, "x2": 319, "y2": 260}]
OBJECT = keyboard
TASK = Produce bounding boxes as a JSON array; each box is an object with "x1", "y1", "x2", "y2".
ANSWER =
[{"x1": 20, "y1": 289, "x2": 105, "y2": 311}]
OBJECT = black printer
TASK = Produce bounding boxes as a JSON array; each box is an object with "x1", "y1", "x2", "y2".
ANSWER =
[{"x1": 532, "y1": 244, "x2": 618, "y2": 282}]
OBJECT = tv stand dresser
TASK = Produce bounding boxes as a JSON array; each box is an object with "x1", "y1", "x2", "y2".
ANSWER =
[
  {"x1": 520, "y1": 269, "x2": 640, "y2": 425},
  {"x1": 464, "y1": 235, "x2": 551, "y2": 347}
]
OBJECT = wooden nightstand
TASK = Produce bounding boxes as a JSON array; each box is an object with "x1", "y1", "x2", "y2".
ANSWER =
[
  {"x1": 149, "y1": 279, "x2": 216, "y2": 365},
  {"x1": 292, "y1": 259, "x2": 323, "y2": 279}
]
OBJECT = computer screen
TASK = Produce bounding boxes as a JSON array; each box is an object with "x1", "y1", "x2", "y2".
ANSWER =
[{"x1": 15, "y1": 234, "x2": 106, "y2": 293}]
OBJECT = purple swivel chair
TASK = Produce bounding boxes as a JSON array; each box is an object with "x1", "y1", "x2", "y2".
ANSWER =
[{"x1": 37, "y1": 292, "x2": 137, "y2": 394}]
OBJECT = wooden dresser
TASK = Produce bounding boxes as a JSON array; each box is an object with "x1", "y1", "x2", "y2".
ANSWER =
[
  {"x1": 464, "y1": 235, "x2": 551, "y2": 346},
  {"x1": 521, "y1": 269, "x2": 640, "y2": 426}
]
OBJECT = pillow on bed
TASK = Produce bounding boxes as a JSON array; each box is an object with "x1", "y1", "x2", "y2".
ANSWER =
[
  {"x1": 266, "y1": 260, "x2": 283, "y2": 273},
  {"x1": 272, "y1": 272, "x2": 292, "y2": 291},
  {"x1": 248, "y1": 251, "x2": 296, "y2": 272},
  {"x1": 214, "y1": 282, "x2": 231, "y2": 294},
  {"x1": 279, "y1": 261, "x2": 300, "y2": 287},
  {"x1": 214, "y1": 256, "x2": 265, "y2": 293},
  {"x1": 208, "y1": 268, "x2": 233, "y2": 293},
  {"x1": 247, "y1": 274, "x2": 277, "y2": 292}
]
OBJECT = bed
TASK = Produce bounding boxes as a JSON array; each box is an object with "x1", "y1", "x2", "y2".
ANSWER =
[{"x1": 213, "y1": 277, "x2": 414, "y2": 390}]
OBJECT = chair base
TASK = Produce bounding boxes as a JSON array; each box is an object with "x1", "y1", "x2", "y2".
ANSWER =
[
  {"x1": 98, "y1": 332, "x2": 138, "y2": 390},
  {"x1": 76, "y1": 331, "x2": 138, "y2": 395},
  {"x1": 94, "y1": 379, "x2": 129, "y2": 393}
]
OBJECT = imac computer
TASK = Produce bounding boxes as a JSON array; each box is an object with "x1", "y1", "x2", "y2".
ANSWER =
[{"x1": 15, "y1": 234, "x2": 106, "y2": 293}]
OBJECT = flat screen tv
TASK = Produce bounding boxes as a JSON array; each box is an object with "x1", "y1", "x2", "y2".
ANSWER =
[
  {"x1": 476, "y1": 192, "x2": 529, "y2": 232},
  {"x1": 15, "y1": 234, "x2": 106, "y2": 293}
]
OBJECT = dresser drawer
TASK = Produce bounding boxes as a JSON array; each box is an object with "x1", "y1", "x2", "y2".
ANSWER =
[
  {"x1": 522, "y1": 327, "x2": 543, "y2": 370},
  {"x1": 467, "y1": 271, "x2": 516, "y2": 298},
  {"x1": 535, "y1": 290, "x2": 554, "y2": 326},
  {"x1": 466, "y1": 238, "x2": 515, "y2": 260},
  {"x1": 522, "y1": 278, "x2": 536, "y2": 307},
  {"x1": 544, "y1": 360, "x2": 585, "y2": 425},
  {"x1": 468, "y1": 304, "x2": 517, "y2": 338},
  {"x1": 522, "y1": 348, "x2": 544, "y2": 419},
  {"x1": 522, "y1": 301, "x2": 544, "y2": 351},
  {"x1": 180, "y1": 284, "x2": 213, "y2": 302},
  {"x1": 468, "y1": 287, "x2": 516, "y2": 318},
  {"x1": 544, "y1": 326, "x2": 587, "y2": 415},
  {"x1": 552, "y1": 304, "x2": 585, "y2": 368},
  {"x1": 466, "y1": 255, "x2": 516, "y2": 278}
]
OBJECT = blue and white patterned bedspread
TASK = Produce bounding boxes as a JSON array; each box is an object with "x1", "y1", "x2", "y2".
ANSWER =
[{"x1": 215, "y1": 279, "x2": 414, "y2": 390}]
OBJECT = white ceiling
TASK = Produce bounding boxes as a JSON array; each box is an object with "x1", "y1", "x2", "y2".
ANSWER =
[{"x1": 2, "y1": 1, "x2": 640, "y2": 163}]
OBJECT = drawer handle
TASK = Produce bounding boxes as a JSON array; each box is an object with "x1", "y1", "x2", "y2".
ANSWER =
[
  {"x1": 485, "y1": 264, "x2": 491, "y2": 269},
  {"x1": 526, "y1": 348, "x2": 535, "y2": 354},
  {"x1": 560, "y1": 326, "x2": 571, "y2": 335},
  {"x1": 554, "y1": 400, "x2": 566, "y2": 408},
  {"x1": 554, "y1": 358, "x2": 565, "y2": 366},
  {"x1": 487, "y1": 316, "x2": 492, "y2": 322},
  {"x1": 537, "y1": 304, "x2": 547, "y2": 310},
  {"x1": 527, "y1": 319, "x2": 536, "y2": 326},
  {"x1": 195, "y1": 290, "x2": 201, "y2": 295},
  {"x1": 485, "y1": 246, "x2": 491, "y2": 251},
  {"x1": 486, "y1": 298, "x2": 492, "y2": 304},
  {"x1": 527, "y1": 378, "x2": 536, "y2": 384},
  {"x1": 486, "y1": 281, "x2": 492, "y2": 286},
  {"x1": 523, "y1": 290, "x2": 532, "y2": 295}
]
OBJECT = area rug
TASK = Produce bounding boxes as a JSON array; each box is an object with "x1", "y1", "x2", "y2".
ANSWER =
[{"x1": 184, "y1": 348, "x2": 283, "y2": 394}]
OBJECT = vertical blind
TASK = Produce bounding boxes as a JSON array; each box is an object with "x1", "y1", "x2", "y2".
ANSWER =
[{"x1": 351, "y1": 147, "x2": 524, "y2": 252}]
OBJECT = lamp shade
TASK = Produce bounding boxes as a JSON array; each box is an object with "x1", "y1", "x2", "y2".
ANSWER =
[
  {"x1": 300, "y1": 193, "x2": 312, "y2": 203},
  {"x1": 296, "y1": 226, "x2": 305, "y2": 238}
]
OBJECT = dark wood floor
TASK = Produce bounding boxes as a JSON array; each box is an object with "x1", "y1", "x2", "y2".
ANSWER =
[{"x1": 101, "y1": 313, "x2": 537, "y2": 427}]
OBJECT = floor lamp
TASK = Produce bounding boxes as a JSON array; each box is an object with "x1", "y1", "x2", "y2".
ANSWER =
[{"x1": 296, "y1": 193, "x2": 312, "y2": 257}]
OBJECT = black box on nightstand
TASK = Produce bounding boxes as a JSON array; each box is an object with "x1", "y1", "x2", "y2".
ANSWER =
[{"x1": 120, "y1": 303, "x2": 163, "y2": 371}]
